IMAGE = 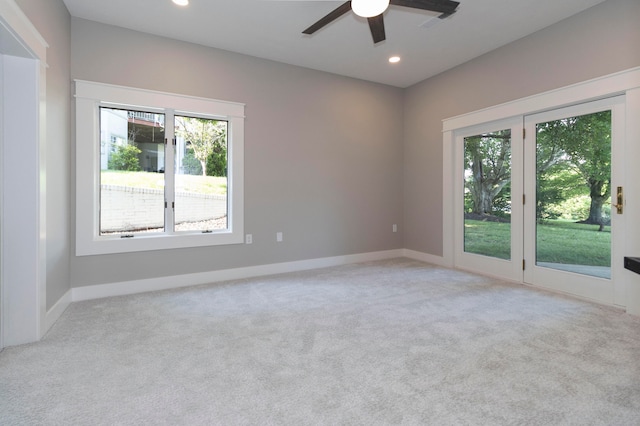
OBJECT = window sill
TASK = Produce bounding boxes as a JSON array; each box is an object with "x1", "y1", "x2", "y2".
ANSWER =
[{"x1": 76, "y1": 230, "x2": 244, "y2": 256}]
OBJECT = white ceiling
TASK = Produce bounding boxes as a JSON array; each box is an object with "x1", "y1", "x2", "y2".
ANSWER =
[{"x1": 61, "y1": 0, "x2": 608, "y2": 88}]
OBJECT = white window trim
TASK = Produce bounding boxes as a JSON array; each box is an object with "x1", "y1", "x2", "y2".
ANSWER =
[{"x1": 75, "y1": 80, "x2": 245, "y2": 256}]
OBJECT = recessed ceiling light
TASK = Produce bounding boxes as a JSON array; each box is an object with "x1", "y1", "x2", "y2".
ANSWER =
[
  {"x1": 172, "y1": 0, "x2": 189, "y2": 6},
  {"x1": 389, "y1": 56, "x2": 401, "y2": 64}
]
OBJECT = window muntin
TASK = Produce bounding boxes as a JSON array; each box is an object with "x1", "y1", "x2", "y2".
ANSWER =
[{"x1": 75, "y1": 80, "x2": 244, "y2": 255}]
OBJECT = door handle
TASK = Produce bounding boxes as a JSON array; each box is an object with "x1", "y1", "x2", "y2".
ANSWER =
[{"x1": 612, "y1": 186, "x2": 623, "y2": 214}]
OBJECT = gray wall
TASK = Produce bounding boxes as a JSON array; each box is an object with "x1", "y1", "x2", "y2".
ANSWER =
[
  {"x1": 70, "y1": 18, "x2": 404, "y2": 287},
  {"x1": 16, "y1": 0, "x2": 71, "y2": 309},
  {"x1": 15, "y1": 0, "x2": 638, "y2": 300},
  {"x1": 403, "y1": 0, "x2": 640, "y2": 256}
]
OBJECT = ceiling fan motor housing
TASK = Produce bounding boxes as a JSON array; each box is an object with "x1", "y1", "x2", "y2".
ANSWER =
[{"x1": 302, "y1": 0, "x2": 460, "y2": 44}]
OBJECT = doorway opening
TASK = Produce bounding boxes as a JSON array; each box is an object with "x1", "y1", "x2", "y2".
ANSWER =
[{"x1": 0, "y1": 3, "x2": 48, "y2": 347}]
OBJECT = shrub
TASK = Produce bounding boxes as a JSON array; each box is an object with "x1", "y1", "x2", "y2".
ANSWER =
[
  {"x1": 206, "y1": 147, "x2": 227, "y2": 177},
  {"x1": 182, "y1": 148, "x2": 203, "y2": 175},
  {"x1": 108, "y1": 144, "x2": 142, "y2": 171}
]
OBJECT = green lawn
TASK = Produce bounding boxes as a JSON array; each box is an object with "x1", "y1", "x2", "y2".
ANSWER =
[
  {"x1": 464, "y1": 220, "x2": 511, "y2": 260},
  {"x1": 101, "y1": 170, "x2": 227, "y2": 195},
  {"x1": 464, "y1": 219, "x2": 610, "y2": 266}
]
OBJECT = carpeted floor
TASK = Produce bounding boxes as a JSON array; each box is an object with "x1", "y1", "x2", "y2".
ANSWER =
[{"x1": 1, "y1": 258, "x2": 639, "y2": 425}]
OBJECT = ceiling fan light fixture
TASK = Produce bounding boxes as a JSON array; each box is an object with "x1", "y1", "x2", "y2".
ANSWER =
[{"x1": 351, "y1": 0, "x2": 390, "y2": 18}]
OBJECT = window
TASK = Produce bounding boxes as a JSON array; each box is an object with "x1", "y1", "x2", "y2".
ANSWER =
[{"x1": 75, "y1": 80, "x2": 244, "y2": 255}]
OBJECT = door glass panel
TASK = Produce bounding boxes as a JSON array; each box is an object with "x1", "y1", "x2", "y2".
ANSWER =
[
  {"x1": 535, "y1": 110, "x2": 611, "y2": 279},
  {"x1": 463, "y1": 129, "x2": 512, "y2": 260},
  {"x1": 174, "y1": 115, "x2": 228, "y2": 232},
  {"x1": 100, "y1": 108, "x2": 165, "y2": 235}
]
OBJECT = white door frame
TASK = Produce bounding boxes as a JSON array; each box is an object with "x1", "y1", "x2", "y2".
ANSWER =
[
  {"x1": 0, "y1": 0, "x2": 47, "y2": 347},
  {"x1": 523, "y1": 97, "x2": 625, "y2": 306},
  {"x1": 443, "y1": 67, "x2": 640, "y2": 313},
  {"x1": 453, "y1": 117, "x2": 524, "y2": 283}
]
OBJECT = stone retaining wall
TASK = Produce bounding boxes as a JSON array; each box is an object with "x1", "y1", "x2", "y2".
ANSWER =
[{"x1": 100, "y1": 185, "x2": 226, "y2": 232}]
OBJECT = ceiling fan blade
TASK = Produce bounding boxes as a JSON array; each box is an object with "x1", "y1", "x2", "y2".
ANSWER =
[
  {"x1": 302, "y1": 1, "x2": 352, "y2": 35},
  {"x1": 367, "y1": 15, "x2": 386, "y2": 44},
  {"x1": 389, "y1": 0, "x2": 459, "y2": 17}
]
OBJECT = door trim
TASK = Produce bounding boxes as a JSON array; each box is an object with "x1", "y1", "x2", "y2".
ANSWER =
[{"x1": 0, "y1": 0, "x2": 48, "y2": 347}]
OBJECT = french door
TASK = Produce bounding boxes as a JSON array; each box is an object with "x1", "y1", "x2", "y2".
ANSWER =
[
  {"x1": 523, "y1": 97, "x2": 625, "y2": 305},
  {"x1": 454, "y1": 117, "x2": 524, "y2": 282},
  {"x1": 455, "y1": 97, "x2": 625, "y2": 305}
]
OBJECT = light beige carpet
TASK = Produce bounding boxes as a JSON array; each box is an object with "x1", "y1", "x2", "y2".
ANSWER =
[{"x1": 1, "y1": 258, "x2": 639, "y2": 425}]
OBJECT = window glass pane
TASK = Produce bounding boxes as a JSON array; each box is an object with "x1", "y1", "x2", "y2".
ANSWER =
[
  {"x1": 174, "y1": 115, "x2": 228, "y2": 232},
  {"x1": 100, "y1": 107, "x2": 166, "y2": 235},
  {"x1": 463, "y1": 129, "x2": 512, "y2": 260},
  {"x1": 535, "y1": 110, "x2": 611, "y2": 278}
]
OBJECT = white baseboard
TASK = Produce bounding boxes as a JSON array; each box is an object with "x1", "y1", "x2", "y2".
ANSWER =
[
  {"x1": 44, "y1": 288, "x2": 72, "y2": 335},
  {"x1": 402, "y1": 249, "x2": 448, "y2": 267},
  {"x1": 72, "y1": 249, "x2": 404, "y2": 302}
]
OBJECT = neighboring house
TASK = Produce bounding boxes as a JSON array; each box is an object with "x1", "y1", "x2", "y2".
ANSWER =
[
  {"x1": 100, "y1": 110, "x2": 167, "y2": 172},
  {"x1": 99, "y1": 108, "x2": 127, "y2": 170},
  {"x1": 101, "y1": 109, "x2": 191, "y2": 175}
]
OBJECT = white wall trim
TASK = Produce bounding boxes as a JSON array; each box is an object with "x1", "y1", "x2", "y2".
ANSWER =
[
  {"x1": 45, "y1": 289, "x2": 71, "y2": 333},
  {"x1": 402, "y1": 249, "x2": 448, "y2": 267},
  {"x1": 0, "y1": 0, "x2": 48, "y2": 63},
  {"x1": 75, "y1": 80, "x2": 245, "y2": 118},
  {"x1": 623, "y1": 87, "x2": 640, "y2": 316},
  {"x1": 441, "y1": 129, "x2": 455, "y2": 269},
  {"x1": 442, "y1": 67, "x2": 640, "y2": 132},
  {"x1": 72, "y1": 249, "x2": 404, "y2": 302}
]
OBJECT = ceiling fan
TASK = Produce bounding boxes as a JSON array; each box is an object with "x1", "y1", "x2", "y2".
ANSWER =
[{"x1": 303, "y1": 0, "x2": 460, "y2": 44}]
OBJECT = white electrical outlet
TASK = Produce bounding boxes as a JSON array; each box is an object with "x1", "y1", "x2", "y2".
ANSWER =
[
  {"x1": 276, "y1": 232, "x2": 283, "y2": 242},
  {"x1": 393, "y1": 224, "x2": 398, "y2": 233},
  {"x1": 245, "y1": 234, "x2": 253, "y2": 244}
]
